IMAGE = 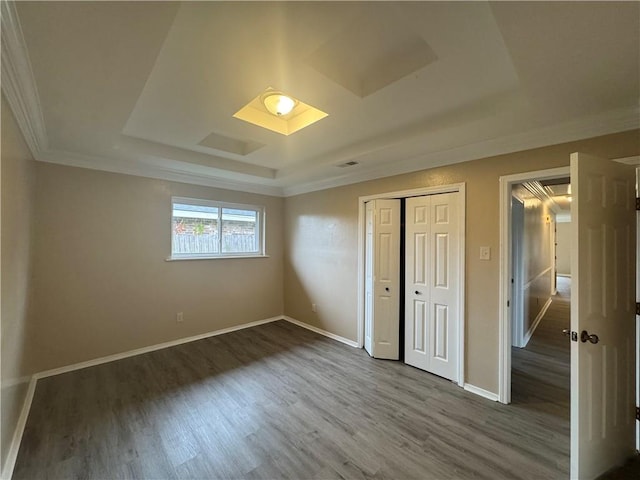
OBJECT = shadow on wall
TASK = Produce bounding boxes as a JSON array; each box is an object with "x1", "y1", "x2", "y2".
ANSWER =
[
  {"x1": 283, "y1": 207, "x2": 359, "y2": 337},
  {"x1": 283, "y1": 256, "x2": 319, "y2": 326}
]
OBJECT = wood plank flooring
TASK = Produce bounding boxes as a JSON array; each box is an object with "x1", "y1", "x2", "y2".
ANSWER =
[
  {"x1": 511, "y1": 277, "x2": 571, "y2": 424},
  {"x1": 16, "y1": 314, "x2": 572, "y2": 479}
]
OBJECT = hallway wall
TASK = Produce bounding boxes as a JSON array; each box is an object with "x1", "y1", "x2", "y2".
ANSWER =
[{"x1": 556, "y1": 221, "x2": 571, "y2": 276}]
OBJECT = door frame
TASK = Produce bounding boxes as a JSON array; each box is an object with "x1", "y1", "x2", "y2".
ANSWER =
[
  {"x1": 357, "y1": 182, "x2": 466, "y2": 387},
  {"x1": 499, "y1": 158, "x2": 640, "y2": 441},
  {"x1": 498, "y1": 166, "x2": 570, "y2": 404},
  {"x1": 510, "y1": 196, "x2": 525, "y2": 348}
]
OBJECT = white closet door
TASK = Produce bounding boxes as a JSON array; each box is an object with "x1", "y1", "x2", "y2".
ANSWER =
[
  {"x1": 364, "y1": 199, "x2": 400, "y2": 359},
  {"x1": 405, "y1": 196, "x2": 430, "y2": 369},
  {"x1": 405, "y1": 193, "x2": 459, "y2": 381}
]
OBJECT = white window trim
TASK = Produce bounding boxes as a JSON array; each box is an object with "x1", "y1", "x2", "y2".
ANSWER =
[{"x1": 168, "y1": 196, "x2": 265, "y2": 260}]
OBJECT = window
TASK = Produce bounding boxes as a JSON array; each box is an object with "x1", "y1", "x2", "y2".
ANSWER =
[{"x1": 170, "y1": 197, "x2": 264, "y2": 259}]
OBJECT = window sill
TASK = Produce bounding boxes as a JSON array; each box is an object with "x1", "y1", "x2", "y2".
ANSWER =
[{"x1": 166, "y1": 254, "x2": 270, "y2": 262}]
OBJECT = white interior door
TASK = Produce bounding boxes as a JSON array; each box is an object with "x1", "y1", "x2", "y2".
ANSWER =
[
  {"x1": 364, "y1": 199, "x2": 400, "y2": 359},
  {"x1": 570, "y1": 152, "x2": 636, "y2": 479},
  {"x1": 405, "y1": 193, "x2": 459, "y2": 381}
]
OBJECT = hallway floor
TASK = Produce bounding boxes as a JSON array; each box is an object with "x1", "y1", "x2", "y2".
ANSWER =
[{"x1": 511, "y1": 276, "x2": 571, "y2": 474}]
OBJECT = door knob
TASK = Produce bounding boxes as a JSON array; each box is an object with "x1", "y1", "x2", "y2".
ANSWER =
[
  {"x1": 562, "y1": 328, "x2": 571, "y2": 336},
  {"x1": 385, "y1": 287, "x2": 390, "y2": 292},
  {"x1": 580, "y1": 330, "x2": 599, "y2": 344},
  {"x1": 415, "y1": 290, "x2": 422, "y2": 295}
]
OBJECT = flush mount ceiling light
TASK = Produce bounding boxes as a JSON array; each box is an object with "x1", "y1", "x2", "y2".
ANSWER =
[
  {"x1": 233, "y1": 87, "x2": 328, "y2": 136},
  {"x1": 262, "y1": 92, "x2": 296, "y2": 117}
]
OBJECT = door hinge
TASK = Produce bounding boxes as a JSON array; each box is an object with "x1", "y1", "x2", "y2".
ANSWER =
[
  {"x1": 636, "y1": 303, "x2": 640, "y2": 315},
  {"x1": 636, "y1": 198, "x2": 640, "y2": 211},
  {"x1": 636, "y1": 406, "x2": 640, "y2": 421}
]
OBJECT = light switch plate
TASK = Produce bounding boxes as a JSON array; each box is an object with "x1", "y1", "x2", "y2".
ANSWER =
[{"x1": 480, "y1": 246, "x2": 491, "y2": 260}]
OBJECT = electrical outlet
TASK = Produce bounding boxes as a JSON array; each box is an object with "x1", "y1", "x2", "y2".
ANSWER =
[
  {"x1": 479, "y1": 246, "x2": 491, "y2": 260},
  {"x1": 176, "y1": 312, "x2": 184, "y2": 323},
  {"x1": 311, "y1": 303, "x2": 317, "y2": 313}
]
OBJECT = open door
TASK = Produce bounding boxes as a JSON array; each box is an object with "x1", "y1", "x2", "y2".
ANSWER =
[
  {"x1": 571, "y1": 152, "x2": 636, "y2": 479},
  {"x1": 364, "y1": 199, "x2": 400, "y2": 359}
]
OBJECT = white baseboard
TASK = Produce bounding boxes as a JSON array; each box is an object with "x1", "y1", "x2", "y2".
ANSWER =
[
  {"x1": 464, "y1": 383, "x2": 499, "y2": 402},
  {"x1": 36, "y1": 316, "x2": 283, "y2": 380},
  {"x1": 1, "y1": 376, "x2": 37, "y2": 480},
  {"x1": 4, "y1": 314, "x2": 355, "y2": 479},
  {"x1": 522, "y1": 297, "x2": 553, "y2": 348},
  {"x1": 283, "y1": 316, "x2": 359, "y2": 348}
]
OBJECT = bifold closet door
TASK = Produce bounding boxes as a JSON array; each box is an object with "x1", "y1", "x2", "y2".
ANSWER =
[
  {"x1": 364, "y1": 199, "x2": 400, "y2": 359},
  {"x1": 405, "y1": 193, "x2": 459, "y2": 381}
]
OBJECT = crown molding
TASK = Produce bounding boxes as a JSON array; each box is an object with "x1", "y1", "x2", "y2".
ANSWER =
[
  {"x1": 1, "y1": 0, "x2": 47, "y2": 155},
  {"x1": 282, "y1": 105, "x2": 640, "y2": 196},
  {"x1": 38, "y1": 149, "x2": 285, "y2": 197},
  {"x1": 34, "y1": 102, "x2": 638, "y2": 199}
]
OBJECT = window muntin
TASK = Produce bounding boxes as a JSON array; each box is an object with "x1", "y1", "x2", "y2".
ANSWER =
[{"x1": 171, "y1": 198, "x2": 264, "y2": 258}]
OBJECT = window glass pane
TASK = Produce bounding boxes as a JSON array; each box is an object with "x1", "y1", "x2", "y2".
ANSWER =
[
  {"x1": 172, "y1": 203, "x2": 219, "y2": 255},
  {"x1": 221, "y1": 208, "x2": 258, "y2": 253}
]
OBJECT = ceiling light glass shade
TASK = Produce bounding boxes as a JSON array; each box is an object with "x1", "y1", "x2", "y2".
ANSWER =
[{"x1": 263, "y1": 93, "x2": 296, "y2": 116}]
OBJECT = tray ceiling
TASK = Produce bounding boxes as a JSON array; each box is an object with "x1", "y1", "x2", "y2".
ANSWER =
[{"x1": 4, "y1": 1, "x2": 639, "y2": 196}]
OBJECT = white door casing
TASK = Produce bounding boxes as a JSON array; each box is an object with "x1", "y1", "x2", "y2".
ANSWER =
[
  {"x1": 636, "y1": 167, "x2": 640, "y2": 453},
  {"x1": 570, "y1": 152, "x2": 636, "y2": 479},
  {"x1": 364, "y1": 201, "x2": 375, "y2": 355},
  {"x1": 511, "y1": 196, "x2": 525, "y2": 348},
  {"x1": 405, "y1": 193, "x2": 460, "y2": 381},
  {"x1": 364, "y1": 199, "x2": 400, "y2": 359},
  {"x1": 498, "y1": 166, "x2": 570, "y2": 405}
]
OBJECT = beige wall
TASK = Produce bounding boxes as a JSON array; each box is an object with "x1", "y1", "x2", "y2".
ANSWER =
[
  {"x1": 29, "y1": 163, "x2": 284, "y2": 372},
  {"x1": 521, "y1": 198, "x2": 554, "y2": 335},
  {"x1": 556, "y1": 221, "x2": 572, "y2": 276},
  {"x1": 284, "y1": 129, "x2": 640, "y2": 393},
  {"x1": 1, "y1": 96, "x2": 37, "y2": 471}
]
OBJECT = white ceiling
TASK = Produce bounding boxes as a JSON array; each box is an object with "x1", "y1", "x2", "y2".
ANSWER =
[{"x1": 4, "y1": 1, "x2": 639, "y2": 197}]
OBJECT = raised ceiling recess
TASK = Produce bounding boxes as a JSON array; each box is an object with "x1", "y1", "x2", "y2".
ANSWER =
[
  {"x1": 198, "y1": 131, "x2": 265, "y2": 156},
  {"x1": 305, "y1": 11, "x2": 438, "y2": 98}
]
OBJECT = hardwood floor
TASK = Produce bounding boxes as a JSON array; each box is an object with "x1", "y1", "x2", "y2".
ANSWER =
[
  {"x1": 512, "y1": 277, "x2": 571, "y2": 423},
  {"x1": 510, "y1": 276, "x2": 571, "y2": 477},
  {"x1": 16, "y1": 315, "x2": 571, "y2": 479}
]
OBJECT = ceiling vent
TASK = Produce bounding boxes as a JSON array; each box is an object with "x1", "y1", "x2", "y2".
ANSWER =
[{"x1": 336, "y1": 161, "x2": 359, "y2": 168}]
